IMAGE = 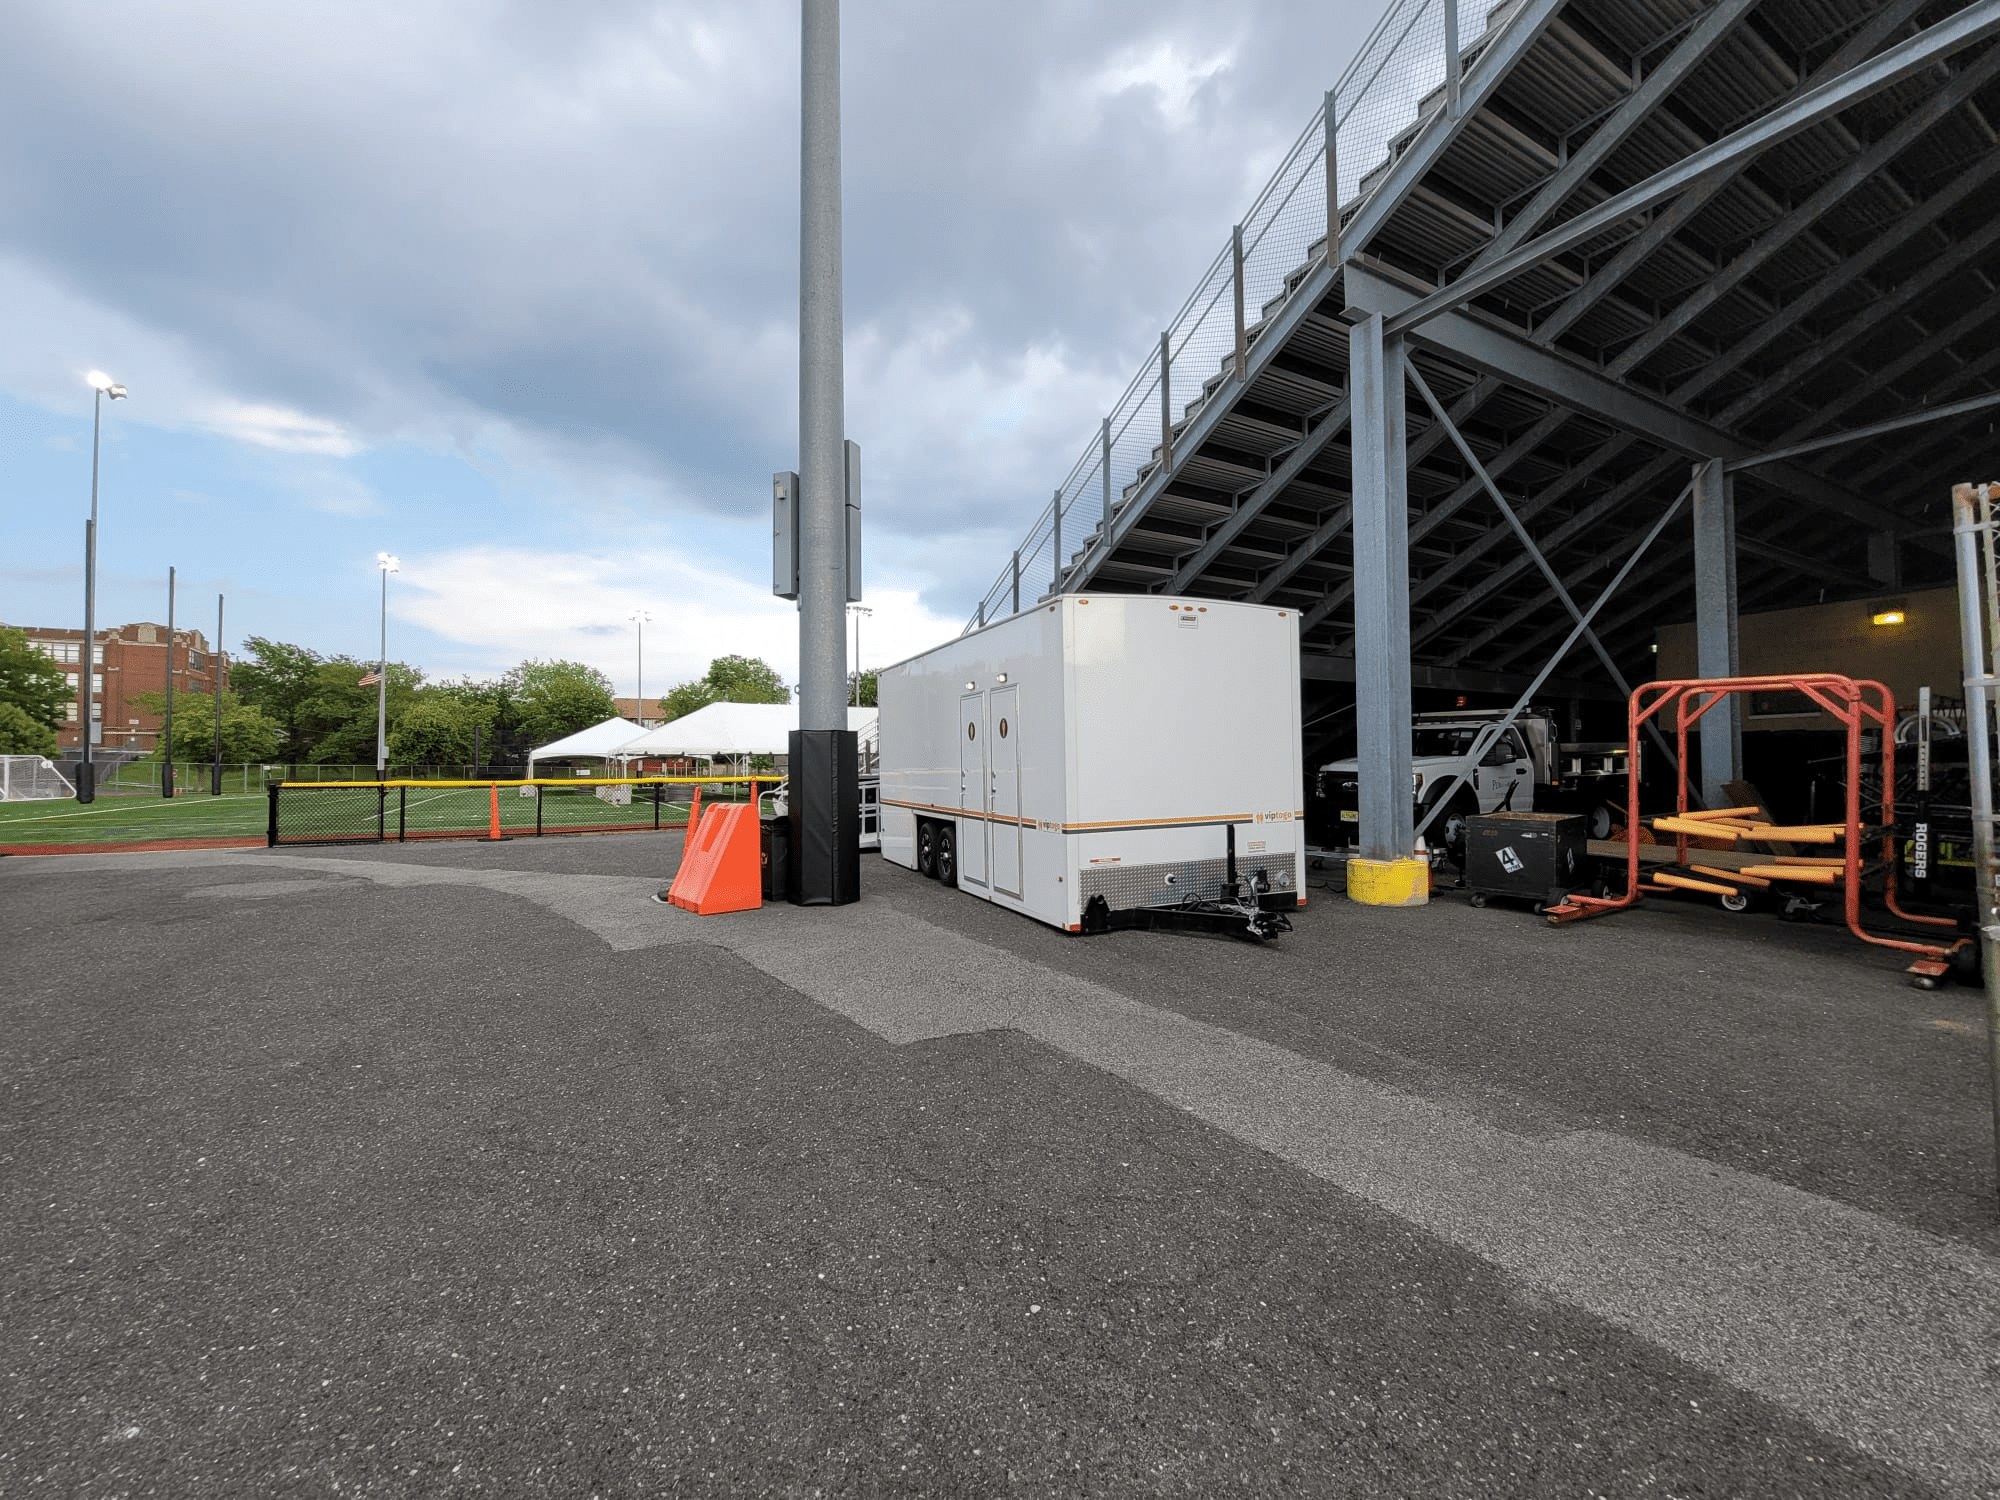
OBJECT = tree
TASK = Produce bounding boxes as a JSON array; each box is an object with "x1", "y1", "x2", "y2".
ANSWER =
[
  {"x1": 302, "y1": 658, "x2": 424, "y2": 765},
  {"x1": 505, "y1": 659, "x2": 617, "y2": 744},
  {"x1": 0, "y1": 701, "x2": 57, "y2": 757},
  {"x1": 132, "y1": 690, "x2": 281, "y2": 762},
  {"x1": 388, "y1": 697, "x2": 483, "y2": 765},
  {"x1": 849, "y1": 670, "x2": 878, "y2": 708},
  {"x1": 230, "y1": 638, "x2": 324, "y2": 764},
  {"x1": 658, "y1": 655, "x2": 791, "y2": 723},
  {"x1": 658, "y1": 677, "x2": 715, "y2": 723},
  {"x1": 706, "y1": 654, "x2": 790, "y2": 704},
  {"x1": 0, "y1": 626, "x2": 69, "y2": 738}
]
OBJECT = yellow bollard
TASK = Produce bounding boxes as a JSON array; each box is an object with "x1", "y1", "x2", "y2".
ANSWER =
[{"x1": 1347, "y1": 856, "x2": 1429, "y2": 907}]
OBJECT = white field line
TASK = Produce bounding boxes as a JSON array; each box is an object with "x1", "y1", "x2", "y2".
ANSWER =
[{"x1": 0, "y1": 795, "x2": 263, "y2": 827}]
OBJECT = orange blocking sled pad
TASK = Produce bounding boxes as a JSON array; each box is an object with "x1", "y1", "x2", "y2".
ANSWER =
[{"x1": 667, "y1": 803, "x2": 763, "y2": 915}]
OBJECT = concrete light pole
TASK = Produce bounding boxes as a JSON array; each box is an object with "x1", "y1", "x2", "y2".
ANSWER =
[
  {"x1": 787, "y1": 0, "x2": 860, "y2": 907},
  {"x1": 630, "y1": 608, "x2": 653, "y2": 725},
  {"x1": 162, "y1": 566, "x2": 176, "y2": 798},
  {"x1": 375, "y1": 553, "x2": 399, "y2": 776},
  {"x1": 78, "y1": 372, "x2": 127, "y2": 805},
  {"x1": 799, "y1": 0, "x2": 847, "y2": 732},
  {"x1": 848, "y1": 603, "x2": 871, "y2": 705},
  {"x1": 212, "y1": 593, "x2": 226, "y2": 795}
]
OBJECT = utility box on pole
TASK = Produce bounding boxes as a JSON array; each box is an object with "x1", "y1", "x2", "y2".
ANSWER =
[
  {"x1": 773, "y1": 471, "x2": 800, "y2": 601},
  {"x1": 776, "y1": 446, "x2": 860, "y2": 603},
  {"x1": 844, "y1": 439, "x2": 862, "y2": 603}
]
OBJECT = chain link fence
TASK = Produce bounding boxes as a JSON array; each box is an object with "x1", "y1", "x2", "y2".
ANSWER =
[
  {"x1": 964, "y1": 0, "x2": 1502, "y2": 630},
  {"x1": 267, "y1": 777, "x2": 773, "y2": 847}
]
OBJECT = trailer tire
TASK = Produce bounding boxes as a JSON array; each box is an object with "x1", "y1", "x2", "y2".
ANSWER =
[
  {"x1": 916, "y1": 819, "x2": 939, "y2": 879},
  {"x1": 936, "y1": 824, "x2": 958, "y2": 888}
]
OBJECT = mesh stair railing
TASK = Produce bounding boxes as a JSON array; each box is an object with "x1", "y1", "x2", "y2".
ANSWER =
[{"x1": 965, "y1": 0, "x2": 1521, "y2": 628}]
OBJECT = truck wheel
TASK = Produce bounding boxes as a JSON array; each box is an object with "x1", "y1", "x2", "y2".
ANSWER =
[
  {"x1": 1422, "y1": 793, "x2": 1474, "y2": 868},
  {"x1": 936, "y1": 825, "x2": 958, "y2": 888},
  {"x1": 916, "y1": 820, "x2": 939, "y2": 879}
]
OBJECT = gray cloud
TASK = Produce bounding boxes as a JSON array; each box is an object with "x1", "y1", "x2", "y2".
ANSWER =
[{"x1": 0, "y1": 1, "x2": 1374, "y2": 615}]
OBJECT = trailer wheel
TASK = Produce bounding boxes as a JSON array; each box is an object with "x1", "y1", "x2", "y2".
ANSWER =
[
  {"x1": 936, "y1": 824, "x2": 958, "y2": 888},
  {"x1": 916, "y1": 820, "x2": 939, "y2": 879},
  {"x1": 1719, "y1": 892, "x2": 1750, "y2": 913}
]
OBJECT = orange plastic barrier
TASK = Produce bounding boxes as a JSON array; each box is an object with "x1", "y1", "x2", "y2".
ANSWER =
[
  {"x1": 489, "y1": 784, "x2": 501, "y2": 841},
  {"x1": 666, "y1": 803, "x2": 763, "y2": 915}
]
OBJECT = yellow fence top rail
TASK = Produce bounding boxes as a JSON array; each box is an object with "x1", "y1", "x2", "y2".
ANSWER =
[{"x1": 279, "y1": 776, "x2": 769, "y2": 789}]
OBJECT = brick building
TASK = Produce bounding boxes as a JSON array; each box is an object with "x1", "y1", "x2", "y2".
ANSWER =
[{"x1": 18, "y1": 623, "x2": 230, "y2": 753}]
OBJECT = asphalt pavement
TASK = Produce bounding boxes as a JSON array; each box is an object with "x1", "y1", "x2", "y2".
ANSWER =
[{"x1": 2, "y1": 830, "x2": 1995, "y2": 1496}]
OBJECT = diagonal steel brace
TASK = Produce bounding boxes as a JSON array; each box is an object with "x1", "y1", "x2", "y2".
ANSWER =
[{"x1": 1405, "y1": 362, "x2": 1682, "y2": 771}]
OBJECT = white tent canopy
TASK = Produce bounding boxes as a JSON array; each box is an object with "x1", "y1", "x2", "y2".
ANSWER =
[
  {"x1": 616, "y1": 703, "x2": 875, "y2": 760},
  {"x1": 525, "y1": 716, "x2": 646, "y2": 766}
]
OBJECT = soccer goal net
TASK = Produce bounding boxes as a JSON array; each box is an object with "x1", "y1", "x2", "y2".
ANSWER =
[{"x1": 0, "y1": 756, "x2": 76, "y2": 802}]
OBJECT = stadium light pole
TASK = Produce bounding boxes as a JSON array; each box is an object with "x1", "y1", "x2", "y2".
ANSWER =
[
  {"x1": 78, "y1": 372, "x2": 127, "y2": 804},
  {"x1": 211, "y1": 593, "x2": 225, "y2": 795},
  {"x1": 799, "y1": 0, "x2": 847, "y2": 733},
  {"x1": 161, "y1": 565, "x2": 176, "y2": 798},
  {"x1": 629, "y1": 608, "x2": 653, "y2": 725},
  {"x1": 847, "y1": 603, "x2": 871, "y2": 706},
  {"x1": 375, "y1": 553, "x2": 399, "y2": 776}
]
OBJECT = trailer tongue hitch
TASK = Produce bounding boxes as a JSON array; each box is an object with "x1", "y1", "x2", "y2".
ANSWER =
[{"x1": 1084, "y1": 822, "x2": 1294, "y2": 941}]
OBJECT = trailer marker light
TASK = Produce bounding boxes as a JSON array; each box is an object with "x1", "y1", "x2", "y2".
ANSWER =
[{"x1": 996, "y1": 672, "x2": 1008, "y2": 683}]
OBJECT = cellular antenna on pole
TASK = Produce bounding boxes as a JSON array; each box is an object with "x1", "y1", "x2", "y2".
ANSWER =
[{"x1": 789, "y1": 0, "x2": 859, "y2": 906}]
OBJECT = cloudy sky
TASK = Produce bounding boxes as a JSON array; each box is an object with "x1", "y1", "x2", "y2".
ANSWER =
[{"x1": 1, "y1": 2, "x2": 1376, "y2": 699}]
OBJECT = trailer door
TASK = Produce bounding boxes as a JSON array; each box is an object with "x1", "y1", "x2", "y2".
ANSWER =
[
  {"x1": 989, "y1": 685, "x2": 1022, "y2": 896},
  {"x1": 958, "y1": 691, "x2": 989, "y2": 888}
]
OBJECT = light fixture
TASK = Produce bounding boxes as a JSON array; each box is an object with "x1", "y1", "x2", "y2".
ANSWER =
[
  {"x1": 86, "y1": 371, "x2": 127, "y2": 398},
  {"x1": 1870, "y1": 598, "x2": 1906, "y2": 627},
  {"x1": 996, "y1": 672, "x2": 1008, "y2": 683},
  {"x1": 965, "y1": 680, "x2": 975, "y2": 691},
  {"x1": 377, "y1": 551, "x2": 400, "y2": 574}
]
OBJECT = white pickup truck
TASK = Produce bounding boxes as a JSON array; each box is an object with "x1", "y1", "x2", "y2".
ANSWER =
[{"x1": 1314, "y1": 708, "x2": 1627, "y2": 862}]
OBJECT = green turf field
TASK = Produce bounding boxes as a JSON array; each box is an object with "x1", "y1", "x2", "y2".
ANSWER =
[
  {"x1": 0, "y1": 783, "x2": 764, "y2": 848},
  {"x1": 0, "y1": 791, "x2": 271, "y2": 846}
]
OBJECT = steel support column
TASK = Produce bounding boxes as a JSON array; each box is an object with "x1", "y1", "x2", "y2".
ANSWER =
[
  {"x1": 1693, "y1": 458, "x2": 1741, "y2": 806},
  {"x1": 1348, "y1": 313, "x2": 1413, "y2": 863}
]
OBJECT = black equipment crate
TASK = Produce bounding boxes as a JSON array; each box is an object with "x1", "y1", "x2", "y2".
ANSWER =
[
  {"x1": 760, "y1": 814, "x2": 791, "y2": 903},
  {"x1": 1465, "y1": 811, "x2": 1586, "y2": 909}
]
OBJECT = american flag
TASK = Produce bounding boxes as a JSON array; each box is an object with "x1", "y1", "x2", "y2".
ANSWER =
[{"x1": 357, "y1": 669, "x2": 383, "y2": 687}]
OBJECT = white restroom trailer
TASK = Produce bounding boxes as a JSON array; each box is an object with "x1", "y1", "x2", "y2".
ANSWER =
[{"x1": 877, "y1": 594, "x2": 1305, "y2": 933}]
